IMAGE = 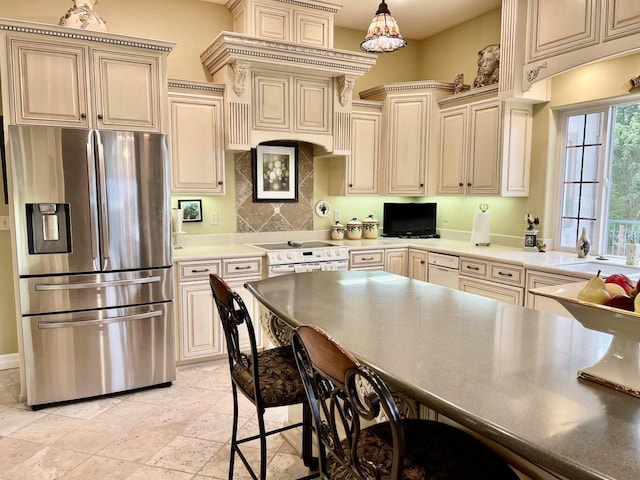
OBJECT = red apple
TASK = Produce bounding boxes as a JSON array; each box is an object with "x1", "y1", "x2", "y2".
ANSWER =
[
  {"x1": 605, "y1": 294, "x2": 635, "y2": 311},
  {"x1": 604, "y1": 273, "x2": 635, "y2": 296}
]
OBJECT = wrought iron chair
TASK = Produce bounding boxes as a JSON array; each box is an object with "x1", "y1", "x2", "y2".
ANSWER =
[
  {"x1": 292, "y1": 325, "x2": 520, "y2": 480},
  {"x1": 209, "y1": 274, "x2": 317, "y2": 480}
]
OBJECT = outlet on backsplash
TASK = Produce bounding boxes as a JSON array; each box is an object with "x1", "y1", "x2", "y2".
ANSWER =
[{"x1": 210, "y1": 212, "x2": 218, "y2": 225}]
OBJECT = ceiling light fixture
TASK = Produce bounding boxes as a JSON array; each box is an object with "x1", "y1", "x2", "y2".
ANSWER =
[{"x1": 360, "y1": 0, "x2": 407, "y2": 54}]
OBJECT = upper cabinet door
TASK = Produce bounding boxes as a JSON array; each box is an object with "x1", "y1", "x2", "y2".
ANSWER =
[
  {"x1": 527, "y1": 0, "x2": 600, "y2": 62},
  {"x1": 385, "y1": 95, "x2": 429, "y2": 196},
  {"x1": 92, "y1": 49, "x2": 161, "y2": 132},
  {"x1": 349, "y1": 109, "x2": 381, "y2": 195},
  {"x1": 467, "y1": 101, "x2": 501, "y2": 195},
  {"x1": 437, "y1": 106, "x2": 467, "y2": 195},
  {"x1": 169, "y1": 95, "x2": 225, "y2": 195},
  {"x1": 9, "y1": 38, "x2": 90, "y2": 128}
]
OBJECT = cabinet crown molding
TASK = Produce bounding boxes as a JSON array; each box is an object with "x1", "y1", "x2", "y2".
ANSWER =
[
  {"x1": 0, "y1": 18, "x2": 175, "y2": 52},
  {"x1": 437, "y1": 84, "x2": 499, "y2": 107},
  {"x1": 359, "y1": 81, "x2": 454, "y2": 100},
  {"x1": 201, "y1": 31, "x2": 376, "y2": 78}
]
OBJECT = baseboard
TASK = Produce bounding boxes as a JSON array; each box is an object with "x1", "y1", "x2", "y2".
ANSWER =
[{"x1": 0, "y1": 353, "x2": 19, "y2": 370}]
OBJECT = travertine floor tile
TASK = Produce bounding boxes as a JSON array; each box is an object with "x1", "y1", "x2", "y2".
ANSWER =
[
  {"x1": 1, "y1": 445, "x2": 89, "y2": 480},
  {"x1": 145, "y1": 435, "x2": 223, "y2": 473},
  {"x1": 0, "y1": 360, "x2": 311, "y2": 480}
]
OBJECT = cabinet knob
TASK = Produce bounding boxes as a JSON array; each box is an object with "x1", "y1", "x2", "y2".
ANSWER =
[
  {"x1": 458, "y1": 182, "x2": 464, "y2": 187},
  {"x1": 420, "y1": 183, "x2": 424, "y2": 187},
  {"x1": 349, "y1": 183, "x2": 354, "y2": 188},
  {"x1": 97, "y1": 114, "x2": 104, "y2": 120},
  {"x1": 80, "y1": 113, "x2": 87, "y2": 119},
  {"x1": 420, "y1": 260, "x2": 425, "y2": 264},
  {"x1": 467, "y1": 182, "x2": 472, "y2": 187},
  {"x1": 218, "y1": 181, "x2": 223, "y2": 185}
]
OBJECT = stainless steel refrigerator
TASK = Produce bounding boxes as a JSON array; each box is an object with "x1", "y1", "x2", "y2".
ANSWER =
[{"x1": 9, "y1": 125, "x2": 175, "y2": 408}]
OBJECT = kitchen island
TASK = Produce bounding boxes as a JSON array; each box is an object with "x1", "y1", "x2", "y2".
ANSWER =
[{"x1": 245, "y1": 270, "x2": 640, "y2": 480}]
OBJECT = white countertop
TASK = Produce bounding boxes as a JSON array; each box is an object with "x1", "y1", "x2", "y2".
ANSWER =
[{"x1": 171, "y1": 234, "x2": 640, "y2": 279}]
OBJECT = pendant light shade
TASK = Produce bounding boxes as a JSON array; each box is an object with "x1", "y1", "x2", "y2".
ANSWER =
[{"x1": 360, "y1": 0, "x2": 407, "y2": 53}]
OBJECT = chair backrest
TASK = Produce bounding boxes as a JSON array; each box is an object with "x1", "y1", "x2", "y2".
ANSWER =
[
  {"x1": 209, "y1": 274, "x2": 262, "y2": 401},
  {"x1": 292, "y1": 325, "x2": 405, "y2": 480}
]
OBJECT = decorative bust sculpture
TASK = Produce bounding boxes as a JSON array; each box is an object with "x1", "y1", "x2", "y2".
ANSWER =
[{"x1": 473, "y1": 44, "x2": 500, "y2": 88}]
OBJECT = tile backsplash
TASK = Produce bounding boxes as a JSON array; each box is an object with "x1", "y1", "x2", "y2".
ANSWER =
[{"x1": 235, "y1": 142, "x2": 314, "y2": 232}]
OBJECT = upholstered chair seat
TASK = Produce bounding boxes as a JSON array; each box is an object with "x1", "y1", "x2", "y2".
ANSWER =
[{"x1": 231, "y1": 345, "x2": 307, "y2": 407}]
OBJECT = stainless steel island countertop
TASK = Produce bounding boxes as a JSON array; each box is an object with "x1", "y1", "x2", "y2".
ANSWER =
[{"x1": 245, "y1": 270, "x2": 640, "y2": 480}]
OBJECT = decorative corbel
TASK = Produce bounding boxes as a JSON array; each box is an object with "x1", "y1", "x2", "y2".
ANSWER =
[
  {"x1": 338, "y1": 75, "x2": 356, "y2": 107},
  {"x1": 527, "y1": 62, "x2": 547, "y2": 83},
  {"x1": 626, "y1": 74, "x2": 640, "y2": 92},
  {"x1": 231, "y1": 61, "x2": 251, "y2": 97}
]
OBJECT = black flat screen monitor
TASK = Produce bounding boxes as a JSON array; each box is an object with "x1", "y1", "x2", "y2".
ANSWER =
[{"x1": 382, "y1": 202, "x2": 437, "y2": 237}]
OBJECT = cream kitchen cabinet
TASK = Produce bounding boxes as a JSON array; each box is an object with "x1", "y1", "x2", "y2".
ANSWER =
[
  {"x1": 438, "y1": 100, "x2": 501, "y2": 195},
  {"x1": 176, "y1": 256, "x2": 262, "y2": 364},
  {"x1": 252, "y1": 71, "x2": 331, "y2": 137},
  {"x1": 329, "y1": 100, "x2": 382, "y2": 195},
  {"x1": 520, "y1": 0, "x2": 640, "y2": 90},
  {"x1": 525, "y1": 269, "x2": 586, "y2": 317},
  {"x1": 437, "y1": 94, "x2": 532, "y2": 197},
  {"x1": 384, "y1": 248, "x2": 408, "y2": 277},
  {"x1": 360, "y1": 81, "x2": 451, "y2": 196},
  {"x1": 168, "y1": 81, "x2": 225, "y2": 194},
  {"x1": 7, "y1": 34, "x2": 170, "y2": 131},
  {"x1": 458, "y1": 256, "x2": 525, "y2": 305},
  {"x1": 408, "y1": 249, "x2": 428, "y2": 281},
  {"x1": 383, "y1": 94, "x2": 430, "y2": 195}
]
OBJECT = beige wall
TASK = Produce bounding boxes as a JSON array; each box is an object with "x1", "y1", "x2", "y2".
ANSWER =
[{"x1": 419, "y1": 8, "x2": 502, "y2": 87}]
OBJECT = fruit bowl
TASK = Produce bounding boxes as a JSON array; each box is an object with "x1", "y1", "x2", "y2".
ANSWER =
[
  {"x1": 530, "y1": 281, "x2": 640, "y2": 338},
  {"x1": 531, "y1": 281, "x2": 640, "y2": 398}
]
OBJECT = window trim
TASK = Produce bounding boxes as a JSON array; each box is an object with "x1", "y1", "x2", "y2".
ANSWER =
[{"x1": 554, "y1": 105, "x2": 610, "y2": 256}]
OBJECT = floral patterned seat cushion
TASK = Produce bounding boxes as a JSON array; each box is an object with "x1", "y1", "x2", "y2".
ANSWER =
[
  {"x1": 327, "y1": 419, "x2": 518, "y2": 480},
  {"x1": 231, "y1": 345, "x2": 307, "y2": 407}
]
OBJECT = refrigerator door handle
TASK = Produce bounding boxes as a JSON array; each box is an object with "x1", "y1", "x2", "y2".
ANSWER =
[
  {"x1": 94, "y1": 129, "x2": 111, "y2": 270},
  {"x1": 35, "y1": 276, "x2": 162, "y2": 291},
  {"x1": 86, "y1": 131, "x2": 101, "y2": 271},
  {"x1": 37, "y1": 310, "x2": 163, "y2": 329}
]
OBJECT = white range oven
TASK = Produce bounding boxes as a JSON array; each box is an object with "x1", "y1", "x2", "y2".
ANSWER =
[{"x1": 252, "y1": 241, "x2": 349, "y2": 277}]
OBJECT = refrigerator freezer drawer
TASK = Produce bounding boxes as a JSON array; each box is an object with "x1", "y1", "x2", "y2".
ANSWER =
[
  {"x1": 22, "y1": 302, "x2": 175, "y2": 407},
  {"x1": 19, "y1": 268, "x2": 173, "y2": 315}
]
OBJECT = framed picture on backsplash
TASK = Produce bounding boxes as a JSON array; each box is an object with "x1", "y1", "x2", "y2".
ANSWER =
[
  {"x1": 252, "y1": 141, "x2": 298, "y2": 202},
  {"x1": 178, "y1": 199, "x2": 203, "y2": 222}
]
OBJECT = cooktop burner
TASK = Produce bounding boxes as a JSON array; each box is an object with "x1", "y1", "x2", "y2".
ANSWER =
[{"x1": 252, "y1": 241, "x2": 336, "y2": 251}]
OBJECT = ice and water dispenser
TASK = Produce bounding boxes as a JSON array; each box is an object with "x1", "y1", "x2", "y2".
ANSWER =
[{"x1": 26, "y1": 203, "x2": 71, "y2": 254}]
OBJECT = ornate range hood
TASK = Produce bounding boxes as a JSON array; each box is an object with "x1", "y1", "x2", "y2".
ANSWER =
[{"x1": 200, "y1": 0, "x2": 376, "y2": 153}]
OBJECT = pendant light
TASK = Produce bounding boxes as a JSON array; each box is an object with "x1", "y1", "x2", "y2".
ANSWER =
[{"x1": 360, "y1": 0, "x2": 407, "y2": 53}]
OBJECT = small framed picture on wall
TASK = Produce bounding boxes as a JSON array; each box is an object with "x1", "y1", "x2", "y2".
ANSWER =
[
  {"x1": 178, "y1": 199, "x2": 203, "y2": 222},
  {"x1": 252, "y1": 142, "x2": 298, "y2": 202}
]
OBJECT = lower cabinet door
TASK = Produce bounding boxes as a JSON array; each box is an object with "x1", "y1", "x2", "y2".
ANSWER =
[{"x1": 178, "y1": 281, "x2": 223, "y2": 362}]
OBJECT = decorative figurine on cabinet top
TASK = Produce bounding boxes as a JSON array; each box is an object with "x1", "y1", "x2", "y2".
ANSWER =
[
  {"x1": 473, "y1": 44, "x2": 500, "y2": 88},
  {"x1": 60, "y1": 0, "x2": 107, "y2": 32}
]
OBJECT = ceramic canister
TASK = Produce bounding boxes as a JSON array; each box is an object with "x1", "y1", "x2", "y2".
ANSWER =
[
  {"x1": 362, "y1": 214, "x2": 379, "y2": 239},
  {"x1": 346, "y1": 218, "x2": 363, "y2": 240},
  {"x1": 330, "y1": 221, "x2": 345, "y2": 240}
]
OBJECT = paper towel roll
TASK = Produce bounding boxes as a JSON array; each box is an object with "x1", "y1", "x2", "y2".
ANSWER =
[{"x1": 471, "y1": 212, "x2": 491, "y2": 246}]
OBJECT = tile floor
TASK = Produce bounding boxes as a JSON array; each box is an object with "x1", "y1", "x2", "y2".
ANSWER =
[{"x1": 0, "y1": 360, "x2": 316, "y2": 479}]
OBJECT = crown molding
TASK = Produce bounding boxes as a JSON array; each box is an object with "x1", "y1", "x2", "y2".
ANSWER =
[{"x1": 201, "y1": 31, "x2": 376, "y2": 77}]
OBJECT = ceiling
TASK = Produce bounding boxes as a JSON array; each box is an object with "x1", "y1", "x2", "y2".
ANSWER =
[{"x1": 201, "y1": 0, "x2": 502, "y2": 41}]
